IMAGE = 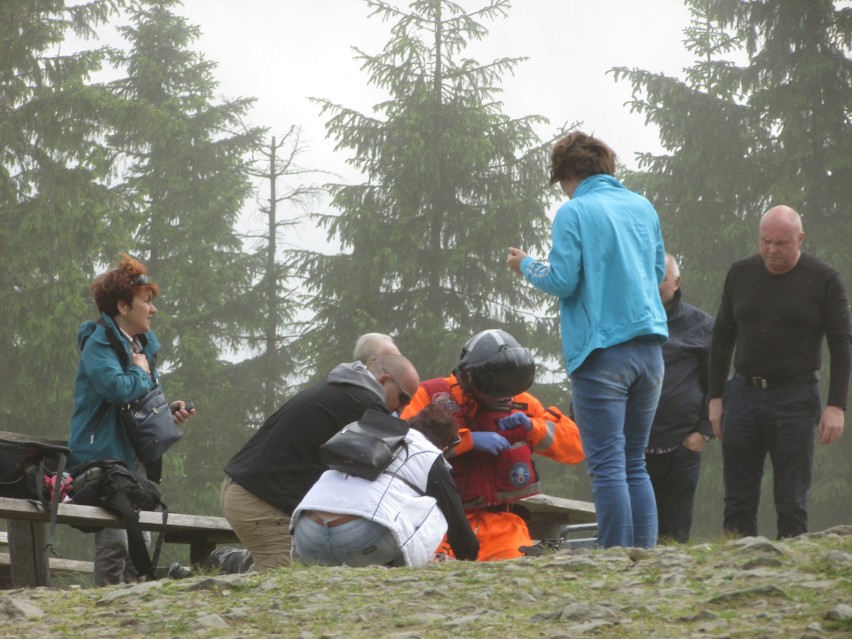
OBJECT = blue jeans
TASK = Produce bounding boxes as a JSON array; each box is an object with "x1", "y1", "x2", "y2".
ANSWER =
[
  {"x1": 292, "y1": 514, "x2": 405, "y2": 567},
  {"x1": 570, "y1": 338, "x2": 664, "y2": 548},
  {"x1": 722, "y1": 376, "x2": 819, "y2": 539},
  {"x1": 646, "y1": 446, "x2": 701, "y2": 543}
]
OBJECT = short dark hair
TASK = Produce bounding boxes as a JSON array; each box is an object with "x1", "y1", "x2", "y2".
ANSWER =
[
  {"x1": 408, "y1": 403, "x2": 459, "y2": 450},
  {"x1": 549, "y1": 131, "x2": 617, "y2": 185}
]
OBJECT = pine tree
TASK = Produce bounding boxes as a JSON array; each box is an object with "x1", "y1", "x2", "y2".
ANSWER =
[
  {"x1": 297, "y1": 0, "x2": 558, "y2": 383},
  {"x1": 0, "y1": 0, "x2": 127, "y2": 437},
  {"x1": 107, "y1": 0, "x2": 262, "y2": 511}
]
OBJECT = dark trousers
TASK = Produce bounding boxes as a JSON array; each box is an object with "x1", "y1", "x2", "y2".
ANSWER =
[
  {"x1": 721, "y1": 377, "x2": 819, "y2": 540},
  {"x1": 646, "y1": 446, "x2": 701, "y2": 543}
]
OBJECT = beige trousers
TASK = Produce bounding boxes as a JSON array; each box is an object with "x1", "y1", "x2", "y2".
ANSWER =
[{"x1": 219, "y1": 475, "x2": 292, "y2": 571}]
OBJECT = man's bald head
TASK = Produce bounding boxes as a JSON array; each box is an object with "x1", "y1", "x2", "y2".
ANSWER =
[
  {"x1": 759, "y1": 205, "x2": 804, "y2": 274},
  {"x1": 353, "y1": 333, "x2": 400, "y2": 364},
  {"x1": 659, "y1": 252, "x2": 681, "y2": 306},
  {"x1": 367, "y1": 354, "x2": 420, "y2": 413}
]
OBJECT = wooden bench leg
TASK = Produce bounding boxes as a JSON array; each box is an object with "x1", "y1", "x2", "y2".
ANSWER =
[
  {"x1": 8, "y1": 520, "x2": 50, "y2": 588},
  {"x1": 189, "y1": 541, "x2": 216, "y2": 569}
]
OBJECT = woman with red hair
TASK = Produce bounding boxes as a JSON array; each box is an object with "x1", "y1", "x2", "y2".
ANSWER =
[{"x1": 68, "y1": 254, "x2": 195, "y2": 585}]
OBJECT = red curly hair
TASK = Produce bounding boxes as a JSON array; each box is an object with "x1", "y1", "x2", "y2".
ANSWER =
[{"x1": 90, "y1": 254, "x2": 159, "y2": 317}]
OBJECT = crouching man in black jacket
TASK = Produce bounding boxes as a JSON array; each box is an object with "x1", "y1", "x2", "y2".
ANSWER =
[{"x1": 221, "y1": 355, "x2": 420, "y2": 571}]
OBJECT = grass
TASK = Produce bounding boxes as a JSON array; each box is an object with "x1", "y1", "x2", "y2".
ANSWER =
[{"x1": 3, "y1": 532, "x2": 850, "y2": 639}]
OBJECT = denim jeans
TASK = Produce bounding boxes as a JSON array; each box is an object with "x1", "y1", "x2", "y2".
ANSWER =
[
  {"x1": 646, "y1": 446, "x2": 701, "y2": 543},
  {"x1": 722, "y1": 376, "x2": 819, "y2": 539},
  {"x1": 292, "y1": 514, "x2": 405, "y2": 567},
  {"x1": 570, "y1": 338, "x2": 664, "y2": 548}
]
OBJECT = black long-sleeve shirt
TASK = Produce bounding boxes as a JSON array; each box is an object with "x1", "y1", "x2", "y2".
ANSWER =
[
  {"x1": 426, "y1": 459, "x2": 479, "y2": 561},
  {"x1": 709, "y1": 253, "x2": 851, "y2": 409}
]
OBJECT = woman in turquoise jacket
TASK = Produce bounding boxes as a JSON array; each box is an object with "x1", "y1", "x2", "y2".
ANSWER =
[
  {"x1": 507, "y1": 131, "x2": 667, "y2": 549},
  {"x1": 68, "y1": 254, "x2": 194, "y2": 585}
]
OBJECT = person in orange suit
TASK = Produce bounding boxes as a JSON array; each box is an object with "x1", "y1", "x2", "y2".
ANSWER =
[{"x1": 401, "y1": 329, "x2": 584, "y2": 560}]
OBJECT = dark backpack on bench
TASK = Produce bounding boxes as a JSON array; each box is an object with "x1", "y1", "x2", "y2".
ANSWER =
[
  {"x1": 69, "y1": 459, "x2": 168, "y2": 580},
  {"x1": 0, "y1": 434, "x2": 70, "y2": 556}
]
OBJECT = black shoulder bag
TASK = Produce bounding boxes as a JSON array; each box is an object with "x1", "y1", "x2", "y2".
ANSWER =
[{"x1": 319, "y1": 409, "x2": 409, "y2": 480}]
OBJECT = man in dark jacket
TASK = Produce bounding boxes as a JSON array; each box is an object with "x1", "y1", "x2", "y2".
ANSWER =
[
  {"x1": 220, "y1": 355, "x2": 419, "y2": 571},
  {"x1": 646, "y1": 253, "x2": 714, "y2": 543}
]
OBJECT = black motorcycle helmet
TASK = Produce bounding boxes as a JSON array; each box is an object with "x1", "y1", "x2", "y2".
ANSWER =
[{"x1": 453, "y1": 329, "x2": 536, "y2": 398}]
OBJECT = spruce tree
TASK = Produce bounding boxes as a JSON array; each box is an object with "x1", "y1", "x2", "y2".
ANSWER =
[
  {"x1": 298, "y1": 0, "x2": 557, "y2": 382},
  {"x1": 0, "y1": 0, "x2": 126, "y2": 437},
  {"x1": 108, "y1": 0, "x2": 262, "y2": 510}
]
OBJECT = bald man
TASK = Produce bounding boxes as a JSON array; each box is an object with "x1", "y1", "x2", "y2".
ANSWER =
[
  {"x1": 353, "y1": 332, "x2": 400, "y2": 365},
  {"x1": 222, "y1": 354, "x2": 419, "y2": 570},
  {"x1": 708, "y1": 205, "x2": 850, "y2": 540},
  {"x1": 646, "y1": 253, "x2": 714, "y2": 543}
]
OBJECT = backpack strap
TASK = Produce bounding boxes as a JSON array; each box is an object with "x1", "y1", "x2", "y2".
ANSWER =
[
  {"x1": 44, "y1": 450, "x2": 67, "y2": 558},
  {"x1": 380, "y1": 445, "x2": 425, "y2": 496},
  {"x1": 381, "y1": 470, "x2": 425, "y2": 496},
  {"x1": 108, "y1": 489, "x2": 155, "y2": 578},
  {"x1": 96, "y1": 316, "x2": 131, "y2": 371}
]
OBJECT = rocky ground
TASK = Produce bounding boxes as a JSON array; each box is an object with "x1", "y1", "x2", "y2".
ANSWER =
[{"x1": 1, "y1": 527, "x2": 850, "y2": 639}]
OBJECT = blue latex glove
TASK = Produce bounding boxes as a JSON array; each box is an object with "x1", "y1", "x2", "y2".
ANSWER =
[
  {"x1": 471, "y1": 431, "x2": 511, "y2": 455},
  {"x1": 497, "y1": 412, "x2": 532, "y2": 432}
]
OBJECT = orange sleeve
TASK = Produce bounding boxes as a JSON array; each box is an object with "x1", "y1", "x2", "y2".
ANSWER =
[
  {"x1": 399, "y1": 385, "x2": 433, "y2": 420},
  {"x1": 519, "y1": 393, "x2": 585, "y2": 464}
]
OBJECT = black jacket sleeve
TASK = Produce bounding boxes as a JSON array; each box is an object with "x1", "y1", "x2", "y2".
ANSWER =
[{"x1": 425, "y1": 459, "x2": 479, "y2": 561}]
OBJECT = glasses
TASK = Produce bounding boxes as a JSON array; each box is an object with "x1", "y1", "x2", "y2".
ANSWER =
[
  {"x1": 131, "y1": 274, "x2": 150, "y2": 286},
  {"x1": 382, "y1": 369, "x2": 412, "y2": 407},
  {"x1": 445, "y1": 436, "x2": 461, "y2": 450}
]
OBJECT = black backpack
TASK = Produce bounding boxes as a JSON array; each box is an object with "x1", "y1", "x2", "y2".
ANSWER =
[
  {"x1": 0, "y1": 434, "x2": 70, "y2": 556},
  {"x1": 69, "y1": 459, "x2": 168, "y2": 580}
]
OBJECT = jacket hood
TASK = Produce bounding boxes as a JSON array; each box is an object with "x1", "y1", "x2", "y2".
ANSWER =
[
  {"x1": 664, "y1": 287, "x2": 683, "y2": 319},
  {"x1": 77, "y1": 319, "x2": 99, "y2": 351},
  {"x1": 327, "y1": 361, "x2": 385, "y2": 402},
  {"x1": 77, "y1": 313, "x2": 161, "y2": 355}
]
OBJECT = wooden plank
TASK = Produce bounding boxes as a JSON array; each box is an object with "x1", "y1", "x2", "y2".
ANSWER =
[
  {"x1": 0, "y1": 497, "x2": 239, "y2": 545},
  {"x1": 518, "y1": 494, "x2": 597, "y2": 522},
  {"x1": 0, "y1": 553, "x2": 93, "y2": 574}
]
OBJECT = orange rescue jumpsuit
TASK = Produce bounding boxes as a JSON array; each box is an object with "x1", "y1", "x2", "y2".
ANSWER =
[{"x1": 401, "y1": 375, "x2": 584, "y2": 560}]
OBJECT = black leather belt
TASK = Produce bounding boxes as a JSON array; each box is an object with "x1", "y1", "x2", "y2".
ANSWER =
[{"x1": 735, "y1": 371, "x2": 819, "y2": 390}]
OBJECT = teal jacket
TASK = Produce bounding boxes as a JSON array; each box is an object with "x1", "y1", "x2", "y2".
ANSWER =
[
  {"x1": 521, "y1": 174, "x2": 668, "y2": 373},
  {"x1": 67, "y1": 313, "x2": 161, "y2": 469}
]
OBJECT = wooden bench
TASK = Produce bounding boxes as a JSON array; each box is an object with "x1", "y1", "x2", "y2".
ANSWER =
[
  {"x1": 0, "y1": 496, "x2": 239, "y2": 588},
  {"x1": 518, "y1": 493, "x2": 597, "y2": 545}
]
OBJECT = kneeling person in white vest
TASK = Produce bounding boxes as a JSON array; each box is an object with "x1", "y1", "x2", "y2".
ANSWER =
[{"x1": 291, "y1": 404, "x2": 479, "y2": 566}]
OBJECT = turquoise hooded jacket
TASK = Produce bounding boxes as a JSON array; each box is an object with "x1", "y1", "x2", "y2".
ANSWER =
[
  {"x1": 67, "y1": 313, "x2": 161, "y2": 469},
  {"x1": 520, "y1": 174, "x2": 668, "y2": 374}
]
